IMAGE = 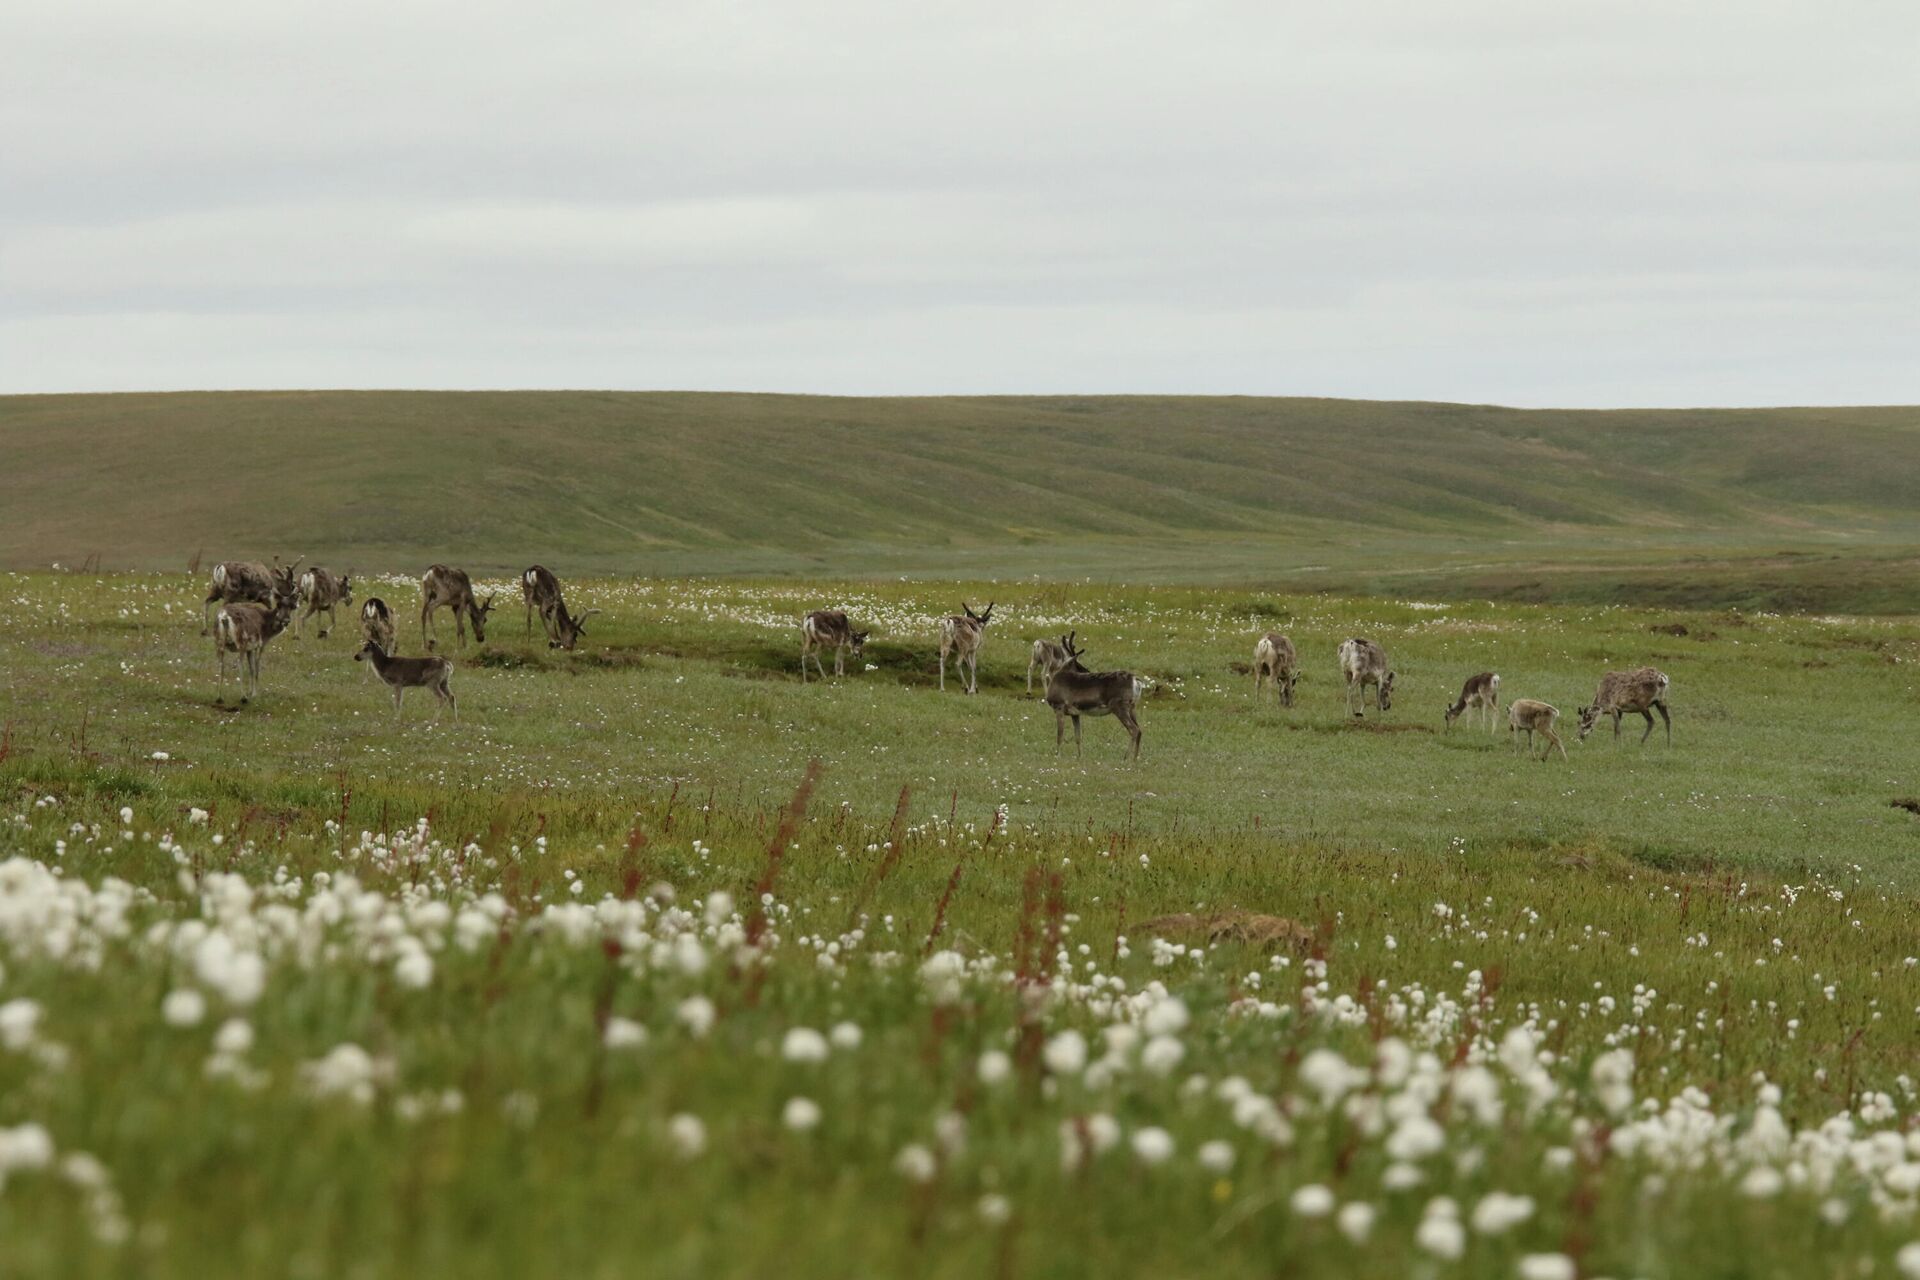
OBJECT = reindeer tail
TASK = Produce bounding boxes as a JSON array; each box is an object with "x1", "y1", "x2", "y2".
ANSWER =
[
  {"x1": 215, "y1": 610, "x2": 237, "y2": 650},
  {"x1": 1490, "y1": 673, "x2": 1502, "y2": 691}
]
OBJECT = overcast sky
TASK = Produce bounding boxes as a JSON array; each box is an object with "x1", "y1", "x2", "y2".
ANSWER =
[{"x1": 3, "y1": 1, "x2": 1915, "y2": 406}]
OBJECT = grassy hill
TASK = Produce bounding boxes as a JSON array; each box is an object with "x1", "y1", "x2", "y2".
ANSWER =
[{"x1": 5, "y1": 390, "x2": 1918, "y2": 610}]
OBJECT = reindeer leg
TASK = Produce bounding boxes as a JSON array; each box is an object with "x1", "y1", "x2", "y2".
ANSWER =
[
  {"x1": 393, "y1": 686, "x2": 405, "y2": 720},
  {"x1": 1549, "y1": 727, "x2": 1567, "y2": 762},
  {"x1": 1655, "y1": 700, "x2": 1671, "y2": 744},
  {"x1": 938, "y1": 648, "x2": 947, "y2": 692},
  {"x1": 1638, "y1": 708, "x2": 1657, "y2": 744},
  {"x1": 1119, "y1": 707, "x2": 1142, "y2": 761},
  {"x1": 1072, "y1": 714, "x2": 1083, "y2": 757},
  {"x1": 421, "y1": 601, "x2": 436, "y2": 652},
  {"x1": 1054, "y1": 708, "x2": 1066, "y2": 752},
  {"x1": 1612, "y1": 711, "x2": 1622, "y2": 740}
]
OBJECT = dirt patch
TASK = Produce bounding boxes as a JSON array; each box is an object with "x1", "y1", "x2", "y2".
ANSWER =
[
  {"x1": 1892, "y1": 798, "x2": 1920, "y2": 818},
  {"x1": 1347, "y1": 720, "x2": 1433, "y2": 734}
]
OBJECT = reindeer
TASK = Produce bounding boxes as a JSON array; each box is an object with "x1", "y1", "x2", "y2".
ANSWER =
[
  {"x1": 800, "y1": 610, "x2": 868, "y2": 681},
  {"x1": 1044, "y1": 635, "x2": 1143, "y2": 760},
  {"x1": 201, "y1": 556, "x2": 301, "y2": 635},
  {"x1": 294, "y1": 567, "x2": 353, "y2": 639},
  {"x1": 1252, "y1": 632, "x2": 1299, "y2": 707},
  {"x1": 520, "y1": 566, "x2": 598, "y2": 650},
  {"x1": 939, "y1": 602, "x2": 994, "y2": 694},
  {"x1": 1577, "y1": 667, "x2": 1672, "y2": 743},
  {"x1": 212, "y1": 587, "x2": 297, "y2": 704},
  {"x1": 1508, "y1": 698, "x2": 1567, "y2": 761},
  {"x1": 1027, "y1": 633, "x2": 1074, "y2": 694},
  {"x1": 420, "y1": 565, "x2": 495, "y2": 652},
  {"x1": 360, "y1": 598, "x2": 396, "y2": 653},
  {"x1": 354, "y1": 641, "x2": 457, "y2": 721},
  {"x1": 1337, "y1": 637, "x2": 1395, "y2": 718},
  {"x1": 1444, "y1": 671, "x2": 1501, "y2": 732}
]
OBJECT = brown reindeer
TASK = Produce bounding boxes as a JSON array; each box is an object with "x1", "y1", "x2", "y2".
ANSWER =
[
  {"x1": 202, "y1": 555, "x2": 301, "y2": 634},
  {"x1": 1027, "y1": 633, "x2": 1074, "y2": 694},
  {"x1": 1577, "y1": 667, "x2": 1671, "y2": 743},
  {"x1": 294, "y1": 567, "x2": 353, "y2": 639},
  {"x1": 939, "y1": 602, "x2": 994, "y2": 694},
  {"x1": 1508, "y1": 698, "x2": 1568, "y2": 761},
  {"x1": 1044, "y1": 635, "x2": 1143, "y2": 760},
  {"x1": 420, "y1": 565, "x2": 495, "y2": 652},
  {"x1": 354, "y1": 641, "x2": 457, "y2": 720},
  {"x1": 1444, "y1": 671, "x2": 1500, "y2": 732},
  {"x1": 360, "y1": 598, "x2": 396, "y2": 653},
  {"x1": 1252, "y1": 632, "x2": 1299, "y2": 707},
  {"x1": 213, "y1": 587, "x2": 297, "y2": 703},
  {"x1": 1337, "y1": 637, "x2": 1395, "y2": 718},
  {"x1": 800, "y1": 610, "x2": 868, "y2": 681},
  {"x1": 520, "y1": 566, "x2": 598, "y2": 650}
]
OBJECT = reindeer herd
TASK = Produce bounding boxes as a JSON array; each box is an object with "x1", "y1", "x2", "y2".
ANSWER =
[{"x1": 197, "y1": 561, "x2": 1675, "y2": 763}]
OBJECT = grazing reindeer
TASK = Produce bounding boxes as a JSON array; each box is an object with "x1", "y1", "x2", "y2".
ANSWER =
[
  {"x1": 521, "y1": 566, "x2": 598, "y2": 650},
  {"x1": 419, "y1": 565, "x2": 495, "y2": 652},
  {"x1": 202, "y1": 555, "x2": 301, "y2": 634},
  {"x1": 1252, "y1": 632, "x2": 1299, "y2": 707},
  {"x1": 1508, "y1": 698, "x2": 1568, "y2": 761},
  {"x1": 1577, "y1": 667, "x2": 1672, "y2": 744},
  {"x1": 1444, "y1": 671, "x2": 1501, "y2": 732},
  {"x1": 354, "y1": 641, "x2": 457, "y2": 721},
  {"x1": 1044, "y1": 635, "x2": 1144, "y2": 760},
  {"x1": 213, "y1": 588, "x2": 296, "y2": 704},
  {"x1": 1337, "y1": 637, "x2": 1395, "y2": 718},
  {"x1": 939, "y1": 602, "x2": 994, "y2": 694},
  {"x1": 1027, "y1": 633, "x2": 1075, "y2": 694},
  {"x1": 800, "y1": 610, "x2": 868, "y2": 681},
  {"x1": 294, "y1": 567, "x2": 353, "y2": 639},
  {"x1": 360, "y1": 598, "x2": 396, "y2": 653}
]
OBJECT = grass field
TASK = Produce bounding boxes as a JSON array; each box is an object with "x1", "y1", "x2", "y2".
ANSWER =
[
  {"x1": 5, "y1": 391, "x2": 1920, "y2": 612},
  {"x1": 3, "y1": 569, "x2": 1919, "y2": 1277}
]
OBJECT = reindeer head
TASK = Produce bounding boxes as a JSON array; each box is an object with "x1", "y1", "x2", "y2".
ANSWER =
[
  {"x1": 353, "y1": 639, "x2": 387, "y2": 663},
  {"x1": 1443, "y1": 698, "x2": 1463, "y2": 731},
  {"x1": 1575, "y1": 704, "x2": 1602, "y2": 740},
  {"x1": 1378, "y1": 670, "x2": 1395, "y2": 711},
  {"x1": 850, "y1": 629, "x2": 869, "y2": 658},
  {"x1": 339, "y1": 573, "x2": 354, "y2": 607},
  {"x1": 470, "y1": 592, "x2": 497, "y2": 642},
  {"x1": 549, "y1": 608, "x2": 601, "y2": 651}
]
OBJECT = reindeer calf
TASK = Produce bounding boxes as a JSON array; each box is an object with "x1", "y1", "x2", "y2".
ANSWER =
[
  {"x1": 1444, "y1": 671, "x2": 1500, "y2": 732},
  {"x1": 1252, "y1": 632, "x2": 1299, "y2": 707},
  {"x1": 203, "y1": 556, "x2": 300, "y2": 635},
  {"x1": 1508, "y1": 698, "x2": 1567, "y2": 762},
  {"x1": 1027, "y1": 633, "x2": 1074, "y2": 694},
  {"x1": 295, "y1": 567, "x2": 353, "y2": 639},
  {"x1": 354, "y1": 641, "x2": 457, "y2": 720},
  {"x1": 213, "y1": 591, "x2": 296, "y2": 703},
  {"x1": 800, "y1": 610, "x2": 868, "y2": 681},
  {"x1": 1337, "y1": 637, "x2": 1395, "y2": 718},
  {"x1": 939, "y1": 601, "x2": 994, "y2": 694},
  {"x1": 360, "y1": 598, "x2": 396, "y2": 652}
]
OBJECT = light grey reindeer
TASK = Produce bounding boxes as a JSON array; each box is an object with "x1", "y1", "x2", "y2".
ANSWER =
[
  {"x1": 202, "y1": 555, "x2": 300, "y2": 635},
  {"x1": 939, "y1": 601, "x2": 994, "y2": 694},
  {"x1": 294, "y1": 567, "x2": 353, "y2": 639},
  {"x1": 1337, "y1": 637, "x2": 1395, "y2": 718},
  {"x1": 1043, "y1": 634, "x2": 1144, "y2": 760},
  {"x1": 800, "y1": 609, "x2": 869, "y2": 681},
  {"x1": 520, "y1": 565, "x2": 598, "y2": 650},
  {"x1": 1577, "y1": 667, "x2": 1671, "y2": 744},
  {"x1": 1027, "y1": 632, "x2": 1074, "y2": 694},
  {"x1": 420, "y1": 565, "x2": 495, "y2": 652},
  {"x1": 1252, "y1": 632, "x2": 1299, "y2": 707},
  {"x1": 213, "y1": 587, "x2": 297, "y2": 704},
  {"x1": 354, "y1": 641, "x2": 457, "y2": 720},
  {"x1": 1509, "y1": 698, "x2": 1568, "y2": 762}
]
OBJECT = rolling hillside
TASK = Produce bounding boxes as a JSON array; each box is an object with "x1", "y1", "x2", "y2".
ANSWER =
[{"x1": 4, "y1": 391, "x2": 1917, "y2": 609}]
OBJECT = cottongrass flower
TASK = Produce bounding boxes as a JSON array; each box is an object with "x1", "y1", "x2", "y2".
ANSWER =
[
  {"x1": 604, "y1": 1017, "x2": 648, "y2": 1050},
  {"x1": 1417, "y1": 1198, "x2": 1465, "y2": 1261},
  {"x1": 1897, "y1": 1242, "x2": 1920, "y2": 1280},
  {"x1": 1141, "y1": 1034, "x2": 1185, "y2": 1076},
  {"x1": 1592, "y1": 1048, "x2": 1635, "y2": 1117},
  {"x1": 1291, "y1": 1184, "x2": 1335, "y2": 1218},
  {"x1": 1142, "y1": 996, "x2": 1189, "y2": 1037},
  {"x1": 212, "y1": 1019, "x2": 253, "y2": 1055},
  {"x1": 667, "y1": 1113, "x2": 706, "y2": 1158},
  {"x1": 0, "y1": 1123, "x2": 55, "y2": 1171},
  {"x1": 977, "y1": 1049, "x2": 1013, "y2": 1086},
  {"x1": 1299, "y1": 1048, "x2": 1362, "y2": 1106},
  {"x1": 676, "y1": 995, "x2": 716, "y2": 1038},
  {"x1": 977, "y1": 1193, "x2": 1011, "y2": 1226},
  {"x1": 300, "y1": 1044, "x2": 386, "y2": 1104},
  {"x1": 1043, "y1": 1030, "x2": 1088, "y2": 1076},
  {"x1": 1470, "y1": 1191, "x2": 1535, "y2": 1235},
  {"x1": 1517, "y1": 1254, "x2": 1577, "y2": 1280},
  {"x1": 394, "y1": 946, "x2": 433, "y2": 990},
  {"x1": 894, "y1": 1143, "x2": 937, "y2": 1183},
  {"x1": 782, "y1": 1097, "x2": 822, "y2": 1132},
  {"x1": 1337, "y1": 1201, "x2": 1376, "y2": 1244},
  {"x1": 1197, "y1": 1140, "x2": 1235, "y2": 1174},
  {"x1": 920, "y1": 950, "x2": 968, "y2": 1005},
  {"x1": 829, "y1": 1021, "x2": 862, "y2": 1050},
  {"x1": 782, "y1": 1027, "x2": 830, "y2": 1063},
  {"x1": 1740, "y1": 1166, "x2": 1785, "y2": 1198},
  {"x1": 161, "y1": 988, "x2": 207, "y2": 1028},
  {"x1": 1130, "y1": 1126, "x2": 1174, "y2": 1166}
]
